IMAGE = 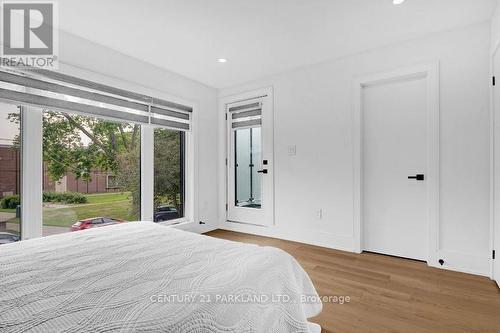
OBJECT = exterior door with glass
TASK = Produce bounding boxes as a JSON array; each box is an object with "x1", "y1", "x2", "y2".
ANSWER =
[{"x1": 226, "y1": 95, "x2": 273, "y2": 226}]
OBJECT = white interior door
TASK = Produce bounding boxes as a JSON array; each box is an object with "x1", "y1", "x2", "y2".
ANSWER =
[
  {"x1": 494, "y1": 49, "x2": 500, "y2": 287},
  {"x1": 363, "y1": 75, "x2": 428, "y2": 261},
  {"x1": 227, "y1": 96, "x2": 273, "y2": 226}
]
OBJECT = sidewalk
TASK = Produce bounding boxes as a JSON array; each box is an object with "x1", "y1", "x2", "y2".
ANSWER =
[
  {"x1": 5, "y1": 223, "x2": 69, "y2": 236},
  {"x1": 0, "y1": 212, "x2": 16, "y2": 230}
]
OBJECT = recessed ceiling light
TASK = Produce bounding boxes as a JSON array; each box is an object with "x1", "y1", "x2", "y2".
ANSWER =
[
  {"x1": 218, "y1": 58, "x2": 227, "y2": 63},
  {"x1": 393, "y1": 0, "x2": 405, "y2": 4}
]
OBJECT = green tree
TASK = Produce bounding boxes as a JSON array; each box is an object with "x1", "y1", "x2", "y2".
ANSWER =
[
  {"x1": 154, "y1": 128, "x2": 183, "y2": 214},
  {"x1": 42, "y1": 111, "x2": 140, "y2": 181},
  {"x1": 9, "y1": 110, "x2": 183, "y2": 219},
  {"x1": 9, "y1": 110, "x2": 141, "y2": 217}
]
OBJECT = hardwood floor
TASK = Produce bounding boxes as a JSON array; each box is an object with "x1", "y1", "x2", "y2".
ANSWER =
[{"x1": 206, "y1": 230, "x2": 500, "y2": 333}]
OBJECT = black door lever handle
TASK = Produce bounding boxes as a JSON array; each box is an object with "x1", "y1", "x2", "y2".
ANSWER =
[
  {"x1": 408, "y1": 174, "x2": 424, "y2": 181},
  {"x1": 257, "y1": 169, "x2": 268, "y2": 174}
]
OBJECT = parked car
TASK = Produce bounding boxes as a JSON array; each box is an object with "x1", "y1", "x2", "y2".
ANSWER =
[
  {"x1": 154, "y1": 206, "x2": 179, "y2": 222},
  {"x1": 70, "y1": 217, "x2": 127, "y2": 231},
  {"x1": 0, "y1": 232, "x2": 20, "y2": 245}
]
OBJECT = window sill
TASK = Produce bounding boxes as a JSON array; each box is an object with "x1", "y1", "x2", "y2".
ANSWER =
[{"x1": 157, "y1": 218, "x2": 192, "y2": 227}]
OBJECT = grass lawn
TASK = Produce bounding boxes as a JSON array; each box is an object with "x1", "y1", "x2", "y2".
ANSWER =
[
  {"x1": 44, "y1": 192, "x2": 138, "y2": 227},
  {"x1": 84, "y1": 192, "x2": 134, "y2": 204},
  {"x1": 6, "y1": 192, "x2": 139, "y2": 228}
]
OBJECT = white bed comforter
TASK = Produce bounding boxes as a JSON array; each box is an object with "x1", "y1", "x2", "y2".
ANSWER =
[{"x1": 0, "y1": 222, "x2": 322, "y2": 332}]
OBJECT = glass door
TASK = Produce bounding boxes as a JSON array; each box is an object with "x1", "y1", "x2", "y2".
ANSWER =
[
  {"x1": 235, "y1": 126, "x2": 262, "y2": 208},
  {"x1": 227, "y1": 96, "x2": 273, "y2": 226}
]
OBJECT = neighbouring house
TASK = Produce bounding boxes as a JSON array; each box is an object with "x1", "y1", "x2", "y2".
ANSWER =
[
  {"x1": 0, "y1": 145, "x2": 119, "y2": 198},
  {"x1": 0, "y1": 144, "x2": 20, "y2": 198}
]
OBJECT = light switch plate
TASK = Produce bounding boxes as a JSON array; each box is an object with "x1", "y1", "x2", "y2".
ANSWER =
[{"x1": 288, "y1": 145, "x2": 296, "y2": 156}]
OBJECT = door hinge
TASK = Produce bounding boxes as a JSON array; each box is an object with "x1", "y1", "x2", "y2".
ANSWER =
[
  {"x1": 225, "y1": 158, "x2": 227, "y2": 166},
  {"x1": 225, "y1": 113, "x2": 228, "y2": 120},
  {"x1": 493, "y1": 250, "x2": 496, "y2": 260},
  {"x1": 493, "y1": 76, "x2": 496, "y2": 86},
  {"x1": 225, "y1": 203, "x2": 228, "y2": 211}
]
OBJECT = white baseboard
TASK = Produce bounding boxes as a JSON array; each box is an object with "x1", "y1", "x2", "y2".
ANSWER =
[
  {"x1": 220, "y1": 220, "x2": 492, "y2": 278},
  {"x1": 220, "y1": 220, "x2": 355, "y2": 252}
]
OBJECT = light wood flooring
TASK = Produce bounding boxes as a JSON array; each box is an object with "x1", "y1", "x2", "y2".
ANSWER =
[{"x1": 206, "y1": 230, "x2": 500, "y2": 333}]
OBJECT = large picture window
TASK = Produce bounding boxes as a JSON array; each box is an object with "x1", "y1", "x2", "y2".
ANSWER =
[
  {"x1": 41, "y1": 110, "x2": 141, "y2": 235},
  {"x1": 0, "y1": 103, "x2": 21, "y2": 244},
  {"x1": 153, "y1": 128, "x2": 185, "y2": 224},
  {"x1": 0, "y1": 68, "x2": 194, "y2": 238}
]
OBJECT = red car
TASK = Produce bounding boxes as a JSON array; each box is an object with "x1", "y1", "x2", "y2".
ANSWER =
[{"x1": 70, "y1": 217, "x2": 127, "y2": 231}]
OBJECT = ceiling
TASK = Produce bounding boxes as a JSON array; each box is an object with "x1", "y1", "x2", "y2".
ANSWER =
[{"x1": 58, "y1": 0, "x2": 496, "y2": 88}]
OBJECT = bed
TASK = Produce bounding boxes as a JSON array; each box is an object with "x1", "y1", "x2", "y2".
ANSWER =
[{"x1": 0, "y1": 222, "x2": 322, "y2": 332}]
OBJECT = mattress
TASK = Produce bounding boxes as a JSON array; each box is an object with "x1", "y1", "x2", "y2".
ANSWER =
[{"x1": 0, "y1": 222, "x2": 322, "y2": 332}]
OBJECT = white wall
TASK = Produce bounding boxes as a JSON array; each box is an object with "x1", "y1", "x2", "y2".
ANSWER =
[
  {"x1": 219, "y1": 23, "x2": 491, "y2": 276},
  {"x1": 492, "y1": 0, "x2": 500, "y2": 55},
  {"x1": 57, "y1": 31, "x2": 219, "y2": 233}
]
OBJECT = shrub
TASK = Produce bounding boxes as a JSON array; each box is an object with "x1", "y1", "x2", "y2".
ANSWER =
[
  {"x1": 1, "y1": 192, "x2": 88, "y2": 209},
  {"x1": 42, "y1": 192, "x2": 56, "y2": 202},
  {"x1": 0, "y1": 195, "x2": 20, "y2": 209},
  {"x1": 42, "y1": 192, "x2": 87, "y2": 204}
]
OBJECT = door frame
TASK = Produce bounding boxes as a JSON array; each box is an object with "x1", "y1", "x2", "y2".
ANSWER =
[
  {"x1": 492, "y1": 43, "x2": 500, "y2": 283},
  {"x1": 219, "y1": 87, "x2": 275, "y2": 227},
  {"x1": 352, "y1": 62, "x2": 440, "y2": 265}
]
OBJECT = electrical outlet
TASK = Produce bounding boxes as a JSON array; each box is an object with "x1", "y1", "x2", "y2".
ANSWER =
[{"x1": 316, "y1": 209, "x2": 323, "y2": 220}]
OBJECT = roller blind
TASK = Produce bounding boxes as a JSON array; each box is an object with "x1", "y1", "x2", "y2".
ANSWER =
[
  {"x1": 0, "y1": 68, "x2": 192, "y2": 131},
  {"x1": 229, "y1": 101, "x2": 262, "y2": 129}
]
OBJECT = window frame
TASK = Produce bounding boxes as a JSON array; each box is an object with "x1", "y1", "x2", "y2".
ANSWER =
[
  {"x1": 1, "y1": 66, "x2": 198, "y2": 239},
  {"x1": 106, "y1": 174, "x2": 119, "y2": 189},
  {"x1": 0, "y1": 104, "x2": 24, "y2": 239},
  {"x1": 15, "y1": 102, "x2": 196, "y2": 240},
  {"x1": 20, "y1": 105, "x2": 43, "y2": 240},
  {"x1": 141, "y1": 122, "x2": 195, "y2": 226}
]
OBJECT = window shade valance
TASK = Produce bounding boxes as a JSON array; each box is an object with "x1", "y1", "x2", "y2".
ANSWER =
[
  {"x1": 0, "y1": 68, "x2": 192, "y2": 131},
  {"x1": 228, "y1": 101, "x2": 262, "y2": 129}
]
